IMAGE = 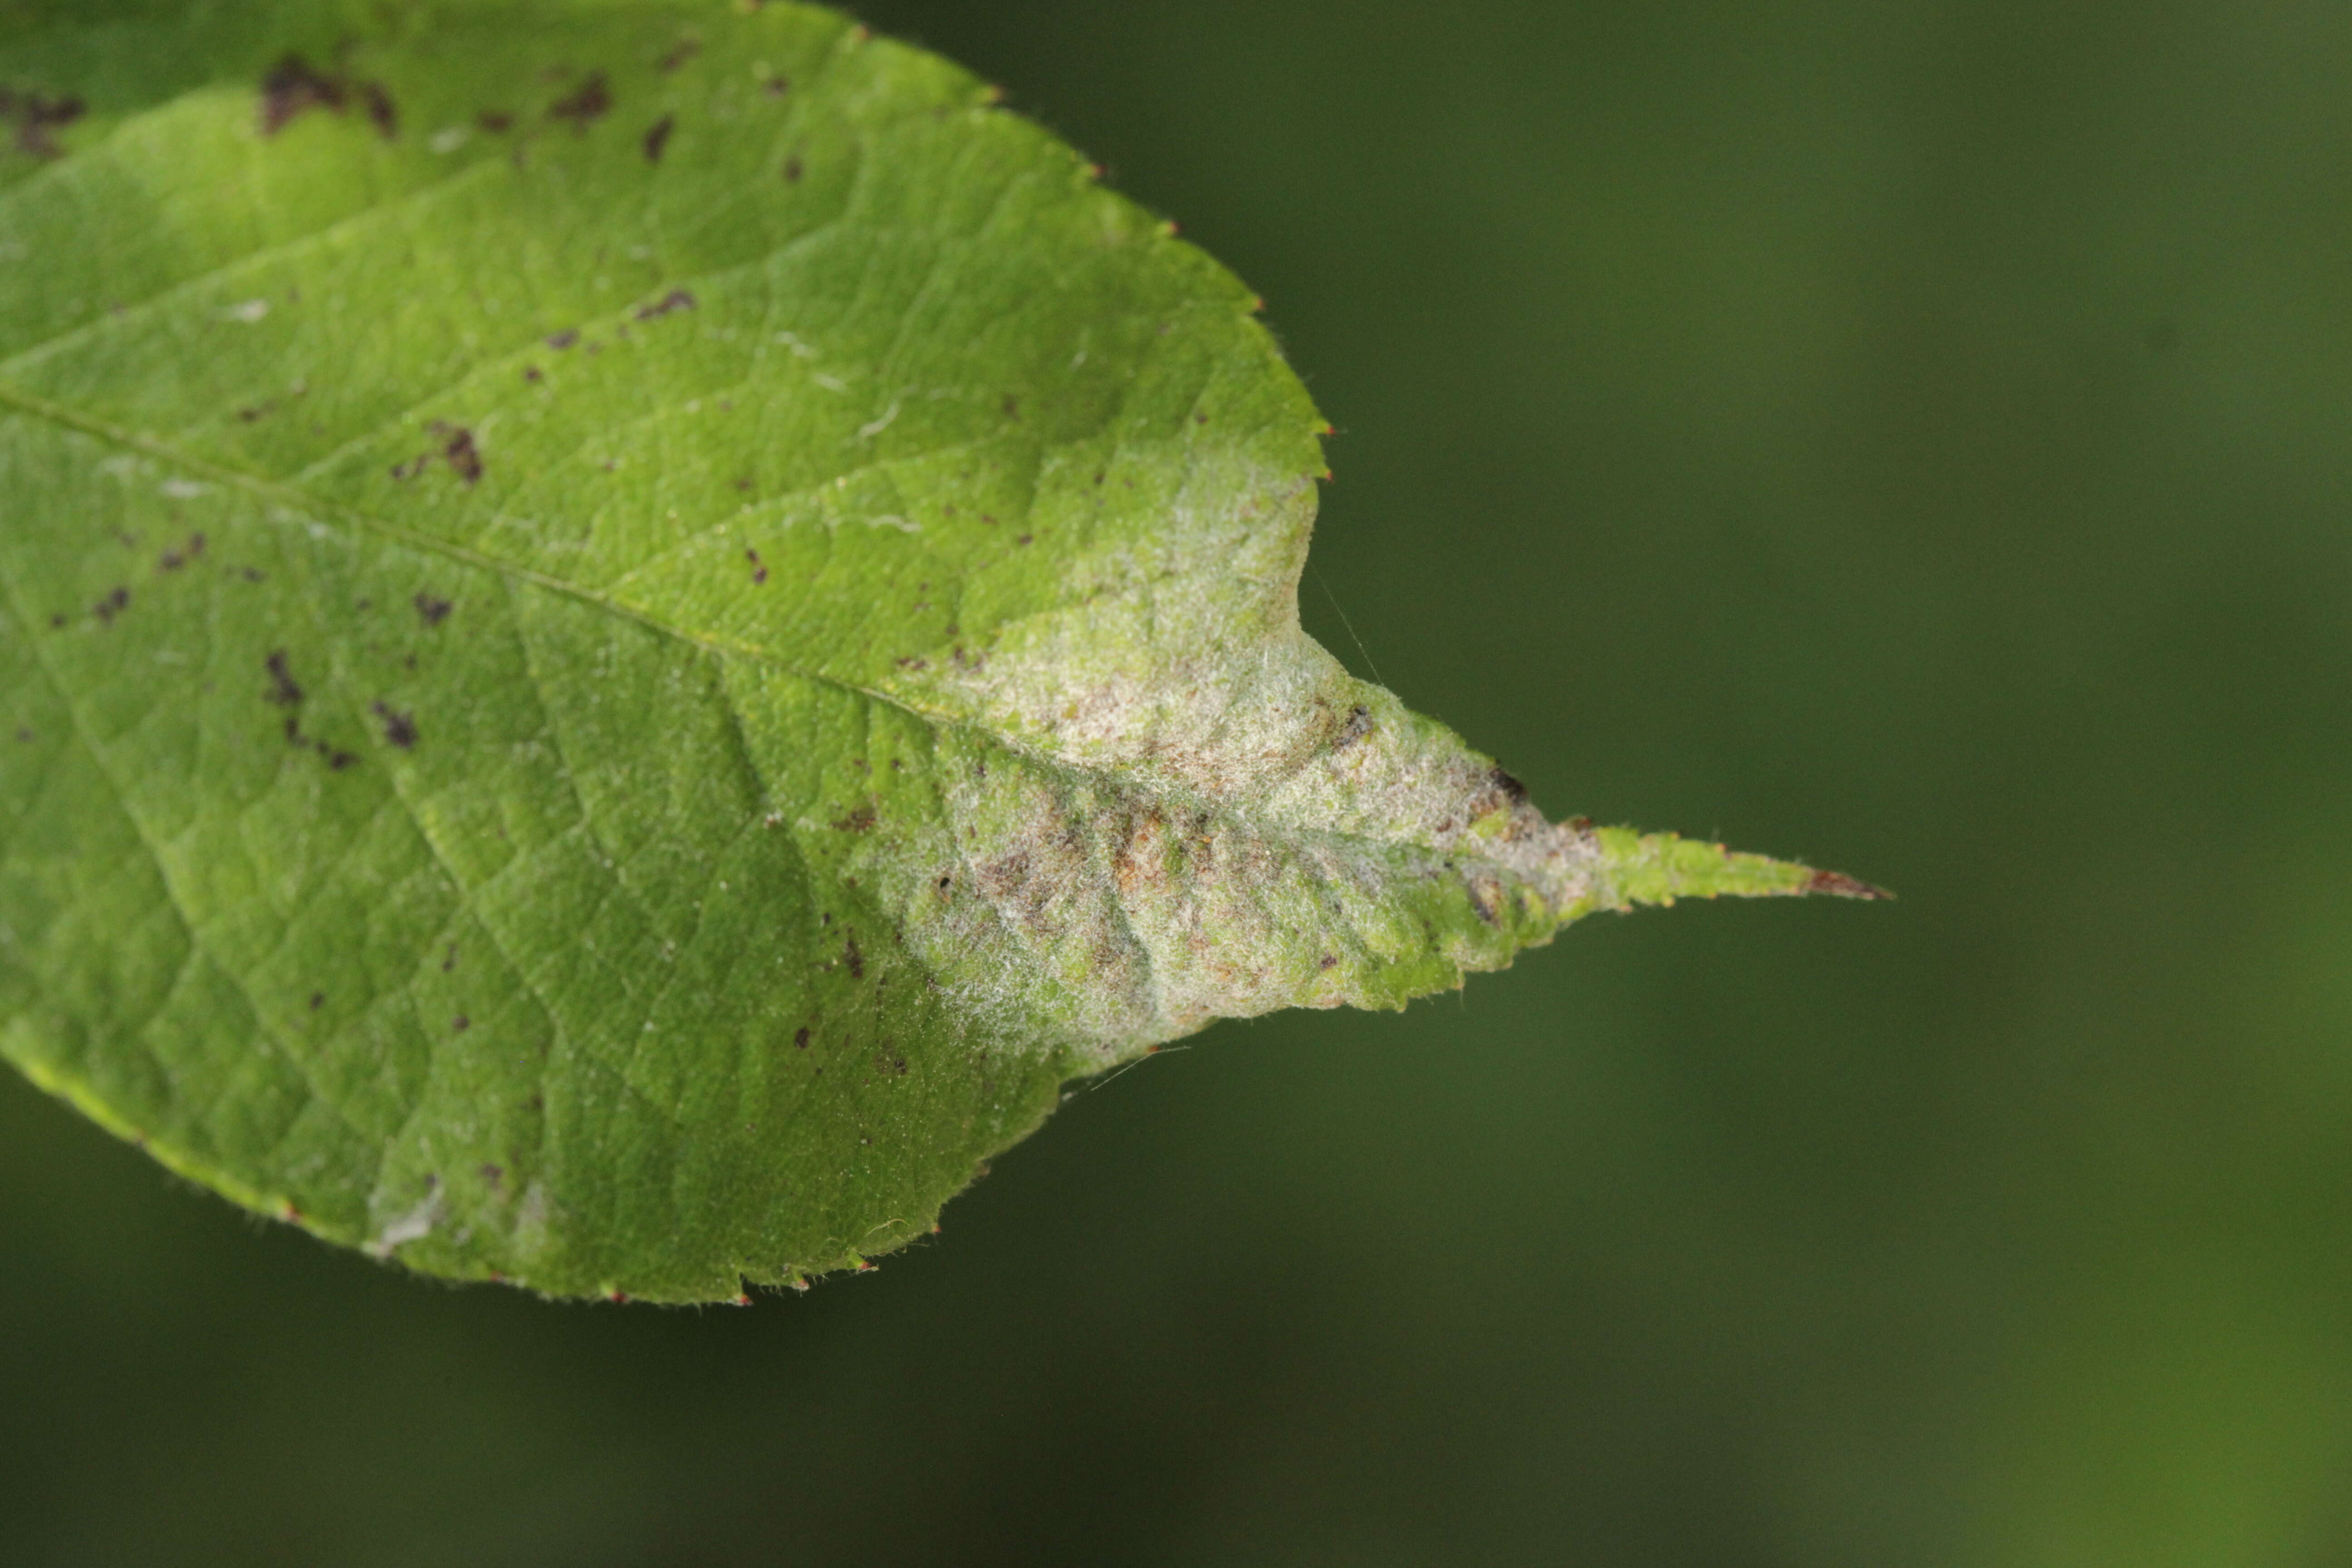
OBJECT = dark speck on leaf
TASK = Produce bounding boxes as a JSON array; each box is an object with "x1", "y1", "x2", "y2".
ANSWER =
[
  {"x1": 831, "y1": 805, "x2": 876, "y2": 833},
  {"x1": 309, "y1": 992, "x2": 325, "y2": 1010},
  {"x1": 844, "y1": 936, "x2": 864, "y2": 980},
  {"x1": 764, "y1": 74, "x2": 790, "y2": 98},
  {"x1": 441, "y1": 426, "x2": 482, "y2": 484},
  {"x1": 452, "y1": 1014, "x2": 470, "y2": 1033},
  {"x1": 547, "y1": 329, "x2": 578, "y2": 350},
  {"x1": 359, "y1": 81, "x2": 397, "y2": 138},
  {"x1": 524, "y1": 365, "x2": 542, "y2": 382},
  {"x1": 1015, "y1": 533, "x2": 1032, "y2": 546},
  {"x1": 1318, "y1": 954, "x2": 1338, "y2": 970},
  {"x1": 371, "y1": 700, "x2": 418, "y2": 750},
  {"x1": 259, "y1": 54, "x2": 347, "y2": 136},
  {"x1": 895, "y1": 656, "x2": 927, "y2": 671},
  {"x1": 783, "y1": 154, "x2": 803, "y2": 182},
  {"x1": 794, "y1": 1028, "x2": 810, "y2": 1049},
  {"x1": 264, "y1": 651, "x2": 304, "y2": 707},
  {"x1": 659, "y1": 39, "x2": 701, "y2": 73},
  {"x1": 1487, "y1": 767, "x2": 1529, "y2": 807},
  {"x1": 746, "y1": 547, "x2": 768, "y2": 585},
  {"x1": 240, "y1": 566, "x2": 265, "y2": 583},
  {"x1": 93, "y1": 587, "x2": 129, "y2": 625},
  {"x1": 327, "y1": 749, "x2": 357, "y2": 771},
  {"x1": 635, "y1": 288, "x2": 695, "y2": 320},
  {"x1": 477, "y1": 109, "x2": 513, "y2": 133},
  {"x1": 48, "y1": 613, "x2": 65, "y2": 629},
  {"x1": 8, "y1": 91, "x2": 84, "y2": 159},
  {"x1": 642, "y1": 113, "x2": 673, "y2": 162},
  {"x1": 414, "y1": 593, "x2": 452, "y2": 627},
  {"x1": 549, "y1": 72, "x2": 611, "y2": 130},
  {"x1": 1333, "y1": 705, "x2": 1373, "y2": 751}
]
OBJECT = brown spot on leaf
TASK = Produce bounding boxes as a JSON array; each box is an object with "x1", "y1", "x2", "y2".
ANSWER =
[
  {"x1": 413, "y1": 593, "x2": 452, "y2": 627},
  {"x1": 440, "y1": 426, "x2": 482, "y2": 484},
  {"x1": 476, "y1": 109, "x2": 513, "y2": 133},
  {"x1": 844, "y1": 935, "x2": 864, "y2": 980},
  {"x1": 794, "y1": 1027, "x2": 810, "y2": 1049},
  {"x1": 658, "y1": 39, "x2": 701, "y2": 73},
  {"x1": 831, "y1": 805, "x2": 876, "y2": 833},
  {"x1": 546, "y1": 328, "x2": 578, "y2": 350},
  {"x1": 548, "y1": 72, "x2": 611, "y2": 131},
  {"x1": 92, "y1": 587, "x2": 129, "y2": 625},
  {"x1": 371, "y1": 700, "x2": 418, "y2": 749},
  {"x1": 259, "y1": 54, "x2": 347, "y2": 136},
  {"x1": 359, "y1": 81, "x2": 397, "y2": 138},
  {"x1": 783, "y1": 154, "x2": 803, "y2": 182},
  {"x1": 264, "y1": 650, "x2": 303, "y2": 706},
  {"x1": 642, "y1": 113, "x2": 674, "y2": 162},
  {"x1": 9, "y1": 91, "x2": 84, "y2": 159},
  {"x1": 745, "y1": 547, "x2": 768, "y2": 585},
  {"x1": 635, "y1": 288, "x2": 695, "y2": 320},
  {"x1": 452, "y1": 1014, "x2": 470, "y2": 1033}
]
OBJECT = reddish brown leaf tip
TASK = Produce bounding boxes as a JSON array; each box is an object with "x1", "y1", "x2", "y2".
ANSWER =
[{"x1": 1806, "y1": 869, "x2": 1893, "y2": 901}]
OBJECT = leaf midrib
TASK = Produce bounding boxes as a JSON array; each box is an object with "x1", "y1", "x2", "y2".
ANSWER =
[{"x1": 0, "y1": 377, "x2": 1524, "y2": 889}]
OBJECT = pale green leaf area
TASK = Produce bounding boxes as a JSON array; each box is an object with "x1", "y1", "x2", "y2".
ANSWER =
[{"x1": 0, "y1": 0, "x2": 1874, "y2": 1301}]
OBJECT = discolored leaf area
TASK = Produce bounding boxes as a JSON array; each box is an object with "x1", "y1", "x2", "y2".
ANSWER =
[{"x1": 0, "y1": 0, "x2": 1875, "y2": 1301}]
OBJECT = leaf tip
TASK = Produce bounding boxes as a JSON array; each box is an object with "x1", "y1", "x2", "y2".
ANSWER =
[{"x1": 1803, "y1": 868, "x2": 1894, "y2": 901}]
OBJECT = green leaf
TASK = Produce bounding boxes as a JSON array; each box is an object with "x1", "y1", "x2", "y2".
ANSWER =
[{"x1": 0, "y1": 0, "x2": 1879, "y2": 1302}]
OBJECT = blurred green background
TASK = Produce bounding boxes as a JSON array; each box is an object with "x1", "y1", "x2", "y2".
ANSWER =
[{"x1": 8, "y1": 0, "x2": 2352, "y2": 1561}]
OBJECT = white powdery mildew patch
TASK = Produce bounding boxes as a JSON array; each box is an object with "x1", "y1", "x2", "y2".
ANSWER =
[
  {"x1": 864, "y1": 475, "x2": 1610, "y2": 1063},
  {"x1": 364, "y1": 1177, "x2": 445, "y2": 1258}
]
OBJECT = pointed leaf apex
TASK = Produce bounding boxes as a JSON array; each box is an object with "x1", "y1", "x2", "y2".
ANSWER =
[{"x1": 1590, "y1": 827, "x2": 1889, "y2": 909}]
